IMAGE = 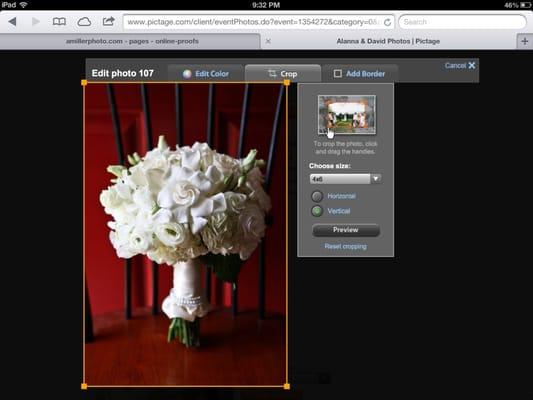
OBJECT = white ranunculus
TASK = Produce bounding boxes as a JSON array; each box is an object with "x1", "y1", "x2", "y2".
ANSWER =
[
  {"x1": 128, "y1": 227, "x2": 153, "y2": 254},
  {"x1": 155, "y1": 222, "x2": 188, "y2": 247}
]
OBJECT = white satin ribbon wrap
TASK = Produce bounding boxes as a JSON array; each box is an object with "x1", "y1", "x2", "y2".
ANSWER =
[{"x1": 162, "y1": 258, "x2": 210, "y2": 322}]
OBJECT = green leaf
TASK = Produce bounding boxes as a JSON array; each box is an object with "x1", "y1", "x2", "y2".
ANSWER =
[
  {"x1": 200, "y1": 253, "x2": 244, "y2": 283},
  {"x1": 167, "y1": 318, "x2": 177, "y2": 342},
  {"x1": 106, "y1": 165, "x2": 125, "y2": 177}
]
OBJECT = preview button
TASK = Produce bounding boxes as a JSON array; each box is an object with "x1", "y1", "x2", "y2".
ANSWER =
[{"x1": 312, "y1": 223, "x2": 380, "y2": 237}]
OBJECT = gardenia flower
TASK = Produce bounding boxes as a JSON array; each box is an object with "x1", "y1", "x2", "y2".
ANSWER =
[{"x1": 157, "y1": 165, "x2": 227, "y2": 234}]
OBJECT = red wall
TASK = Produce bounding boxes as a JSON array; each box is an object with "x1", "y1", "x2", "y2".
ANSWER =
[{"x1": 85, "y1": 83, "x2": 286, "y2": 316}]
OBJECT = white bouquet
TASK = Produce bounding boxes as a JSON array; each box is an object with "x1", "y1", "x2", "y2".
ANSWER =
[{"x1": 100, "y1": 135, "x2": 271, "y2": 347}]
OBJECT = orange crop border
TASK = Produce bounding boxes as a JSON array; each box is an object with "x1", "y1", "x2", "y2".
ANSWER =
[{"x1": 82, "y1": 79, "x2": 290, "y2": 389}]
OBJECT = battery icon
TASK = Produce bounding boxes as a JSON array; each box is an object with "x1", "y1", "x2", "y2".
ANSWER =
[{"x1": 520, "y1": 2, "x2": 532, "y2": 8}]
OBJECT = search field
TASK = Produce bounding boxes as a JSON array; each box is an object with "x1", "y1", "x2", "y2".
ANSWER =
[
  {"x1": 399, "y1": 14, "x2": 527, "y2": 29},
  {"x1": 123, "y1": 14, "x2": 395, "y2": 30}
]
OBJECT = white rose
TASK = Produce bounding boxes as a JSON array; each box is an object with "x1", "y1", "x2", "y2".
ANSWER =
[
  {"x1": 239, "y1": 202, "x2": 266, "y2": 240},
  {"x1": 213, "y1": 152, "x2": 240, "y2": 176},
  {"x1": 155, "y1": 222, "x2": 188, "y2": 247},
  {"x1": 246, "y1": 166, "x2": 264, "y2": 187},
  {"x1": 237, "y1": 202, "x2": 266, "y2": 259},
  {"x1": 244, "y1": 167, "x2": 271, "y2": 212},
  {"x1": 224, "y1": 192, "x2": 247, "y2": 214},
  {"x1": 248, "y1": 184, "x2": 271, "y2": 212}
]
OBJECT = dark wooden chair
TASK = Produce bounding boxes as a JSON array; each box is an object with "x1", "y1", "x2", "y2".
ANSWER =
[{"x1": 85, "y1": 82, "x2": 285, "y2": 341}]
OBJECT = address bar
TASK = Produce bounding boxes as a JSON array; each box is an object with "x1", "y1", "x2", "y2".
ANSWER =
[{"x1": 123, "y1": 14, "x2": 395, "y2": 30}]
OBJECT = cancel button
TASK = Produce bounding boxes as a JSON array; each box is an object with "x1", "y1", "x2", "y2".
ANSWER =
[{"x1": 312, "y1": 223, "x2": 380, "y2": 237}]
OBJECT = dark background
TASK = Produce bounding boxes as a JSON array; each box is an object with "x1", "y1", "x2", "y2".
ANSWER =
[{"x1": 1, "y1": 49, "x2": 531, "y2": 399}]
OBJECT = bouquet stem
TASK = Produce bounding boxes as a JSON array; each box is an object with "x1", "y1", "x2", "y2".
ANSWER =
[{"x1": 167, "y1": 317, "x2": 200, "y2": 348}]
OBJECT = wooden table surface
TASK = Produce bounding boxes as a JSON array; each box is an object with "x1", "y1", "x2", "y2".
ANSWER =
[{"x1": 85, "y1": 307, "x2": 286, "y2": 386}]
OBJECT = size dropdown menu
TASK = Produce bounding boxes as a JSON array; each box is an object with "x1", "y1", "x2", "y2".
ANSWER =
[{"x1": 310, "y1": 173, "x2": 382, "y2": 184}]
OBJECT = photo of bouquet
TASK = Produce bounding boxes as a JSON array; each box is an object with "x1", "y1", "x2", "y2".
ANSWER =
[{"x1": 100, "y1": 135, "x2": 271, "y2": 347}]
